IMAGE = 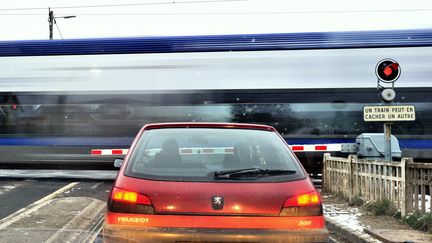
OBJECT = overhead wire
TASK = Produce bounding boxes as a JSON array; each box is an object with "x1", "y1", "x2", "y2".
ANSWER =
[
  {"x1": 0, "y1": 0, "x2": 245, "y2": 12},
  {"x1": 0, "y1": 0, "x2": 247, "y2": 38},
  {"x1": 2, "y1": 8, "x2": 432, "y2": 16}
]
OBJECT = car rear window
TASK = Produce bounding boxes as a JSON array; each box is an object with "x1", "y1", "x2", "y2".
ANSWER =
[{"x1": 124, "y1": 128, "x2": 305, "y2": 182}]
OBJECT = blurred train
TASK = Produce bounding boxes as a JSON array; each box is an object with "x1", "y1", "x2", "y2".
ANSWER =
[{"x1": 1, "y1": 29, "x2": 432, "y2": 172}]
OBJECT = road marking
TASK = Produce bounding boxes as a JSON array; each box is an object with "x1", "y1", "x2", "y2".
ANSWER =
[
  {"x1": 45, "y1": 198, "x2": 106, "y2": 243},
  {"x1": 86, "y1": 213, "x2": 105, "y2": 243},
  {"x1": 329, "y1": 235, "x2": 342, "y2": 243},
  {"x1": 0, "y1": 182, "x2": 79, "y2": 228},
  {"x1": 91, "y1": 182, "x2": 103, "y2": 189}
]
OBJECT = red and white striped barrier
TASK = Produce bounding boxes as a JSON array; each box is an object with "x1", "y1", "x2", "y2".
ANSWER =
[
  {"x1": 290, "y1": 144, "x2": 342, "y2": 152},
  {"x1": 91, "y1": 144, "x2": 342, "y2": 156},
  {"x1": 91, "y1": 149, "x2": 129, "y2": 155},
  {"x1": 180, "y1": 147, "x2": 234, "y2": 155}
]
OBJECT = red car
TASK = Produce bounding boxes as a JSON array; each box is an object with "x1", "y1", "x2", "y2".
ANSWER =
[{"x1": 104, "y1": 123, "x2": 328, "y2": 242}]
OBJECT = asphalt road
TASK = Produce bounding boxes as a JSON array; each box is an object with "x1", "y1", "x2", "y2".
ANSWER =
[
  {"x1": 0, "y1": 178, "x2": 112, "y2": 219},
  {"x1": 0, "y1": 178, "x2": 113, "y2": 242},
  {"x1": 0, "y1": 177, "x2": 338, "y2": 243}
]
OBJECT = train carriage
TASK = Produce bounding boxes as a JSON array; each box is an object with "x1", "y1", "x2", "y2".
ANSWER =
[{"x1": 1, "y1": 29, "x2": 432, "y2": 172}]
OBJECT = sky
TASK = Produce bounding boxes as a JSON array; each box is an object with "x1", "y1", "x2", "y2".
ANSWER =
[{"x1": 1, "y1": 0, "x2": 432, "y2": 40}]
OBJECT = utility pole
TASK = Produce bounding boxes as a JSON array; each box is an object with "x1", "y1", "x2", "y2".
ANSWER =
[
  {"x1": 48, "y1": 8, "x2": 76, "y2": 40},
  {"x1": 48, "y1": 8, "x2": 54, "y2": 40}
]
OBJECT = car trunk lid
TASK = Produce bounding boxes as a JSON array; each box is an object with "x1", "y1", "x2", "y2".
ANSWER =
[{"x1": 119, "y1": 177, "x2": 315, "y2": 216}]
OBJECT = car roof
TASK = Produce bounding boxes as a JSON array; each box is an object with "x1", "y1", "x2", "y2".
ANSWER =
[{"x1": 141, "y1": 122, "x2": 276, "y2": 132}]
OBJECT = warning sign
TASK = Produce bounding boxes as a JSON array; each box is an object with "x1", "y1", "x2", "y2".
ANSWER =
[{"x1": 363, "y1": 105, "x2": 416, "y2": 122}]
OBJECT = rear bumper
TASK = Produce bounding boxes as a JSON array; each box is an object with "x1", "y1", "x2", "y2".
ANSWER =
[{"x1": 103, "y1": 225, "x2": 329, "y2": 243}]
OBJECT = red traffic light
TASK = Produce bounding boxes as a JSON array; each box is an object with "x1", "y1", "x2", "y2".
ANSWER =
[{"x1": 376, "y1": 59, "x2": 401, "y2": 83}]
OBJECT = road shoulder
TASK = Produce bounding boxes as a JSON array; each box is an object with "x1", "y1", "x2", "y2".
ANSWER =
[{"x1": 322, "y1": 192, "x2": 432, "y2": 243}]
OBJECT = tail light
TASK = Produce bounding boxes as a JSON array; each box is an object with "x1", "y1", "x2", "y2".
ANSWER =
[
  {"x1": 279, "y1": 191, "x2": 323, "y2": 216},
  {"x1": 108, "y1": 187, "x2": 155, "y2": 214}
]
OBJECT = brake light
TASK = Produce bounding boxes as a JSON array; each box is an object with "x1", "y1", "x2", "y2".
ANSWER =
[
  {"x1": 280, "y1": 191, "x2": 323, "y2": 216},
  {"x1": 109, "y1": 187, "x2": 154, "y2": 214},
  {"x1": 285, "y1": 191, "x2": 321, "y2": 207},
  {"x1": 114, "y1": 190, "x2": 137, "y2": 203}
]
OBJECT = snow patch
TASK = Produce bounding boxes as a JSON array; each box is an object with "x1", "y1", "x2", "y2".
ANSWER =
[
  {"x1": 324, "y1": 204, "x2": 365, "y2": 232},
  {"x1": 3, "y1": 185, "x2": 17, "y2": 190},
  {"x1": 0, "y1": 183, "x2": 22, "y2": 194}
]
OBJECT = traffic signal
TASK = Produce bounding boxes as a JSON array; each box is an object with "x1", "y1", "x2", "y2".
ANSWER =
[{"x1": 375, "y1": 59, "x2": 401, "y2": 83}]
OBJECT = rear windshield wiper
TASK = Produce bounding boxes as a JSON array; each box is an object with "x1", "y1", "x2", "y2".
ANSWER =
[{"x1": 213, "y1": 167, "x2": 296, "y2": 179}]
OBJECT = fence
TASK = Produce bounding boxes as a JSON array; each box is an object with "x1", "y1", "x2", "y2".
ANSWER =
[{"x1": 323, "y1": 153, "x2": 432, "y2": 216}]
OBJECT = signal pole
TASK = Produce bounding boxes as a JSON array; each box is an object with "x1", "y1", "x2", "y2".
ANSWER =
[{"x1": 375, "y1": 59, "x2": 401, "y2": 161}]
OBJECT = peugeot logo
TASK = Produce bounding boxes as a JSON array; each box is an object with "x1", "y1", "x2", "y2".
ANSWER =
[{"x1": 211, "y1": 196, "x2": 224, "y2": 210}]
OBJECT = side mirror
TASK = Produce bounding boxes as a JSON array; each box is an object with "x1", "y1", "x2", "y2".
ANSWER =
[{"x1": 114, "y1": 159, "x2": 124, "y2": 168}]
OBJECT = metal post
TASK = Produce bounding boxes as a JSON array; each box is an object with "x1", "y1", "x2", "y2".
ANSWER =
[
  {"x1": 384, "y1": 123, "x2": 392, "y2": 161},
  {"x1": 383, "y1": 96, "x2": 393, "y2": 161},
  {"x1": 48, "y1": 8, "x2": 54, "y2": 40}
]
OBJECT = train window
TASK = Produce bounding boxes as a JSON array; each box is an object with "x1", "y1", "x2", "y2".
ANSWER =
[{"x1": 1, "y1": 102, "x2": 431, "y2": 138}]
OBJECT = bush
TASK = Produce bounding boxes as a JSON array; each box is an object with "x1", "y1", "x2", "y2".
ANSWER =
[
  {"x1": 362, "y1": 199, "x2": 397, "y2": 216},
  {"x1": 393, "y1": 211, "x2": 402, "y2": 219},
  {"x1": 403, "y1": 212, "x2": 432, "y2": 233},
  {"x1": 348, "y1": 195, "x2": 364, "y2": 206}
]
